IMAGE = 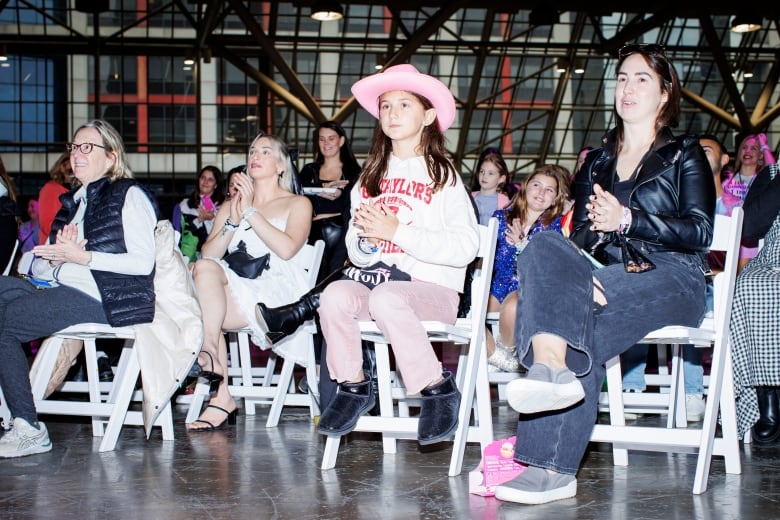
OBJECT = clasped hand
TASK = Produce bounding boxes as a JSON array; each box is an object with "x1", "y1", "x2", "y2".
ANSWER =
[
  {"x1": 32, "y1": 224, "x2": 88, "y2": 265},
  {"x1": 586, "y1": 184, "x2": 622, "y2": 233},
  {"x1": 229, "y1": 170, "x2": 254, "y2": 221},
  {"x1": 354, "y1": 202, "x2": 397, "y2": 243}
]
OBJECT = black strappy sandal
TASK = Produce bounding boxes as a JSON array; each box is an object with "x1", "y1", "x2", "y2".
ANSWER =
[
  {"x1": 188, "y1": 351, "x2": 224, "y2": 396},
  {"x1": 187, "y1": 404, "x2": 238, "y2": 432}
]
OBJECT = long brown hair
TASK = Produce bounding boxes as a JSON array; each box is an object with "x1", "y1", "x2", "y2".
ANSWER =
[
  {"x1": 505, "y1": 164, "x2": 570, "y2": 228},
  {"x1": 0, "y1": 155, "x2": 18, "y2": 203},
  {"x1": 49, "y1": 152, "x2": 73, "y2": 187},
  {"x1": 359, "y1": 91, "x2": 456, "y2": 198}
]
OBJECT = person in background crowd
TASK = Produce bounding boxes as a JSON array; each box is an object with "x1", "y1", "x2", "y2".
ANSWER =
[
  {"x1": 18, "y1": 199, "x2": 40, "y2": 253},
  {"x1": 724, "y1": 133, "x2": 775, "y2": 271},
  {"x1": 38, "y1": 153, "x2": 73, "y2": 247},
  {"x1": 300, "y1": 121, "x2": 362, "y2": 277},
  {"x1": 174, "y1": 166, "x2": 225, "y2": 264},
  {"x1": 485, "y1": 164, "x2": 570, "y2": 373},
  {"x1": 0, "y1": 156, "x2": 20, "y2": 271},
  {"x1": 470, "y1": 148, "x2": 512, "y2": 226}
]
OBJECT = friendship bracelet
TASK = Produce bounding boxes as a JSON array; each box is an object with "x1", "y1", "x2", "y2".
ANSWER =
[
  {"x1": 222, "y1": 217, "x2": 240, "y2": 235},
  {"x1": 358, "y1": 237, "x2": 380, "y2": 254},
  {"x1": 618, "y1": 205, "x2": 632, "y2": 235}
]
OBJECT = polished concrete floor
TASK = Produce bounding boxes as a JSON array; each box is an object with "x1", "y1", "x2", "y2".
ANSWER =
[{"x1": 1, "y1": 390, "x2": 777, "y2": 520}]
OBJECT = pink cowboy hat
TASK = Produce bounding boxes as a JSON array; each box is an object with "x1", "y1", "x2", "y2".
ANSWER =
[{"x1": 351, "y1": 64, "x2": 456, "y2": 132}]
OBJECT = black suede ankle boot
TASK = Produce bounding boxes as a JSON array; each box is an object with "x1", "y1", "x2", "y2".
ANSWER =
[
  {"x1": 318, "y1": 380, "x2": 375, "y2": 436},
  {"x1": 255, "y1": 292, "x2": 320, "y2": 344},
  {"x1": 418, "y1": 371, "x2": 461, "y2": 445},
  {"x1": 753, "y1": 386, "x2": 780, "y2": 446}
]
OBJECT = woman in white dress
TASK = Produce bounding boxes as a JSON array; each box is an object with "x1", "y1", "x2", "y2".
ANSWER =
[{"x1": 187, "y1": 133, "x2": 312, "y2": 431}]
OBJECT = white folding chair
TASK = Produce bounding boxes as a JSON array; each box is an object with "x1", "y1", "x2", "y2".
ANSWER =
[
  {"x1": 321, "y1": 218, "x2": 499, "y2": 477},
  {"x1": 29, "y1": 324, "x2": 174, "y2": 452},
  {"x1": 2, "y1": 238, "x2": 19, "y2": 276},
  {"x1": 185, "y1": 240, "x2": 325, "y2": 428},
  {"x1": 591, "y1": 208, "x2": 744, "y2": 494}
]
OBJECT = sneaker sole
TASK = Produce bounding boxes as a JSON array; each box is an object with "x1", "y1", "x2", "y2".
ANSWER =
[
  {"x1": 506, "y1": 379, "x2": 585, "y2": 414},
  {"x1": 0, "y1": 440, "x2": 52, "y2": 458},
  {"x1": 495, "y1": 479, "x2": 576, "y2": 505}
]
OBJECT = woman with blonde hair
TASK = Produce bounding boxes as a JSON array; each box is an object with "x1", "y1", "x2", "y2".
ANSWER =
[
  {"x1": 187, "y1": 133, "x2": 312, "y2": 431},
  {"x1": 0, "y1": 119, "x2": 159, "y2": 458}
]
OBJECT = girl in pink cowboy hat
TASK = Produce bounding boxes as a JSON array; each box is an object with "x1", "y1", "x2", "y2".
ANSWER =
[{"x1": 310, "y1": 63, "x2": 479, "y2": 443}]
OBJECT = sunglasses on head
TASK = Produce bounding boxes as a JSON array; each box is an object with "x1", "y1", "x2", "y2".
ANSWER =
[{"x1": 618, "y1": 43, "x2": 666, "y2": 60}]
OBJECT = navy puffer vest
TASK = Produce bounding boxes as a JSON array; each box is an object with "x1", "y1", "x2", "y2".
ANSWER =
[{"x1": 52, "y1": 177, "x2": 159, "y2": 327}]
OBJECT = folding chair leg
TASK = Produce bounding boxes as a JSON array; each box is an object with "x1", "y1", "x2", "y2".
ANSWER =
[
  {"x1": 185, "y1": 382, "x2": 210, "y2": 424},
  {"x1": 375, "y1": 344, "x2": 397, "y2": 454},
  {"x1": 604, "y1": 356, "x2": 629, "y2": 466},
  {"x1": 265, "y1": 358, "x2": 296, "y2": 428},
  {"x1": 321, "y1": 435, "x2": 341, "y2": 470},
  {"x1": 83, "y1": 339, "x2": 105, "y2": 436},
  {"x1": 99, "y1": 347, "x2": 140, "y2": 452},
  {"x1": 157, "y1": 401, "x2": 175, "y2": 441},
  {"x1": 448, "y1": 338, "x2": 493, "y2": 477}
]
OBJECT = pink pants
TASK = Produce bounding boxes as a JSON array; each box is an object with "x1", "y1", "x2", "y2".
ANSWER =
[{"x1": 318, "y1": 280, "x2": 460, "y2": 395}]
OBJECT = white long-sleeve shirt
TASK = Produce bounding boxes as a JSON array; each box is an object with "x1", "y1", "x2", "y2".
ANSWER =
[
  {"x1": 345, "y1": 154, "x2": 479, "y2": 292},
  {"x1": 31, "y1": 184, "x2": 156, "y2": 301}
]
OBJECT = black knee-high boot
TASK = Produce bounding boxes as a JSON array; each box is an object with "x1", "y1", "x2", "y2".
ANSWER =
[
  {"x1": 255, "y1": 266, "x2": 344, "y2": 344},
  {"x1": 753, "y1": 386, "x2": 780, "y2": 446}
]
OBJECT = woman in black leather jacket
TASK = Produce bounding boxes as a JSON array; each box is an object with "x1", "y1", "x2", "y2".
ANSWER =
[
  {"x1": 494, "y1": 45, "x2": 715, "y2": 505},
  {"x1": 300, "y1": 121, "x2": 362, "y2": 278}
]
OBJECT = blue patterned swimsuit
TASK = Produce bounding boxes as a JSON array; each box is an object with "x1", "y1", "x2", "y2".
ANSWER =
[{"x1": 489, "y1": 209, "x2": 564, "y2": 303}]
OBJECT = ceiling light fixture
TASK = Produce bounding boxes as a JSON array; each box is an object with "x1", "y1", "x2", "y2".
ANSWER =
[
  {"x1": 311, "y1": 1, "x2": 344, "y2": 22},
  {"x1": 573, "y1": 59, "x2": 585, "y2": 74},
  {"x1": 742, "y1": 64, "x2": 754, "y2": 79},
  {"x1": 730, "y1": 13, "x2": 762, "y2": 33},
  {"x1": 0, "y1": 46, "x2": 7, "y2": 62},
  {"x1": 555, "y1": 58, "x2": 568, "y2": 74},
  {"x1": 528, "y1": 5, "x2": 559, "y2": 27},
  {"x1": 183, "y1": 57, "x2": 195, "y2": 66}
]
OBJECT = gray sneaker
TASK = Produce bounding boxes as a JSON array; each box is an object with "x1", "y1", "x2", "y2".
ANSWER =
[
  {"x1": 495, "y1": 465, "x2": 577, "y2": 504},
  {"x1": 0, "y1": 418, "x2": 52, "y2": 458},
  {"x1": 506, "y1": 363, "x2": 585, "y2": 414}
]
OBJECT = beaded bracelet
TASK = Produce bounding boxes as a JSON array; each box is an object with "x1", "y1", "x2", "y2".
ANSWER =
[{"x1": 358, "y1": 237, "x2": 380, "y2": 254}]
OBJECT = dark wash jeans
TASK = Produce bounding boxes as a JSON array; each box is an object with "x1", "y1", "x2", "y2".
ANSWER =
[
  {"x1": 0, "y1": 276, "x2": 107, "y2": 424},
  {"x1": 512, "y1": 231, "x2": 706, "y2": 474}
]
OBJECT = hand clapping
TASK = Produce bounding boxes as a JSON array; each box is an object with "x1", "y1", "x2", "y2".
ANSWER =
[
  {"x1": 32, "y1": 223, "x2": 88, "y2": 265},
  {"x1": 586, "y1": 184, "x2": 622, "y2": 233}
]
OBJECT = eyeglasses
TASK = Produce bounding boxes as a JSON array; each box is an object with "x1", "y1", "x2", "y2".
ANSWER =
[
  {"x1": 618, "y1": 43, "x2": 665, "y2": 60},
  {"x1": 65, "y1": 142, "x2": 107, "y2": 154}
]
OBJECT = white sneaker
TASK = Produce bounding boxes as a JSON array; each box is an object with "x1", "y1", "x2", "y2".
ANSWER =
[
  {"x1": 506, "y1": 363, "x2": 585, "y2": 414},
  {"x1": 0, "y1": 418, "x2": 52, "y2": 458},
  {"x1": 685, "y1": 394, "x2": 705, "y2": 422}
]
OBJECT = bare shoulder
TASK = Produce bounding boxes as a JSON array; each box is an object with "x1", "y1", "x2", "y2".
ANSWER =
[{"x1": 264, "y1": 191, "x2": 312, "y2": 219}]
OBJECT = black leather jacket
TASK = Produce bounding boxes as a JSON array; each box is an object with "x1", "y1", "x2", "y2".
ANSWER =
[{"x1": 571, "y1": 127, "x2": 715, "y2": 259}]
